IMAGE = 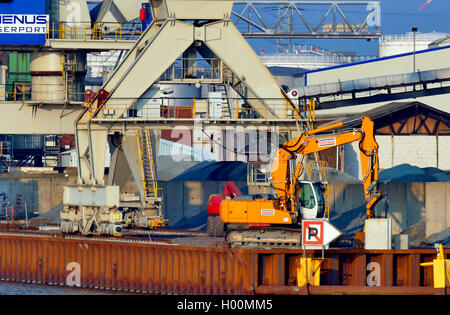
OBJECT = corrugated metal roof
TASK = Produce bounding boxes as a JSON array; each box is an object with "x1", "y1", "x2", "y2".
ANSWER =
[{"x1": 350, "y1": 101, "x2": 449, "y2": 125}]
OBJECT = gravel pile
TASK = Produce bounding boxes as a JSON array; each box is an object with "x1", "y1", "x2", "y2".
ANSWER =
[
  {"x1": 324, "y1": 166, "x2": 361, "y2": 183},
  {"x1": 330, "y1": 205, "x2": 366, "y2": 238},
  {"x1": 171, "y1": 161, "x2": 248, "y2": 182},
  {"x1": 379, "y1": 164, "x2": 450, "y2": 183}
]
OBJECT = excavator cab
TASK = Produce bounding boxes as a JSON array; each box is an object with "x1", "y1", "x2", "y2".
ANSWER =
[{"x1": 297, "y1": 181, "x2": 326, "y2": 219}]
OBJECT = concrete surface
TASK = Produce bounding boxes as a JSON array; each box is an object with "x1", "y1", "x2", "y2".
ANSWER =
[{"x1": 0, "y1": 168, "x2": 77, "y2": 220}]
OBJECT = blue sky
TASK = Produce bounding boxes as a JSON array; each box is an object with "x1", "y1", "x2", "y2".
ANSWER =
[
  {"x1": 246, "y1": 0, "x2": 450, "y2": 56},
  {"x1": 88, "y1": 0, "x2": 450, "y2": 56}
]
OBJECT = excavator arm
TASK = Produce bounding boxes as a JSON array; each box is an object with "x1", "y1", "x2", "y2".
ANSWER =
[
  {"x1": 220, "y1": 115, "x2": 384, "y2": 248},
  {"x1": 271, "y1": 116, "x2": 384, "y2": 218}
]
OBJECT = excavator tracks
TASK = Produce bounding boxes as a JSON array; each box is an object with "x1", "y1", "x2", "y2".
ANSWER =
[{"x1": 225, "y1": 226, "x2": 302, "y2": 249}]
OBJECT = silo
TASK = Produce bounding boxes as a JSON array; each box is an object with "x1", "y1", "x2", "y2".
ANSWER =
[
  {"x1": 30, "y1": 51, "x2": 86, "y2": 102},
  {"x1": 378, "y1": 32, "x2": 447, "y2": 57},
  {"x1": 159, "y1": 83, "x2": 202, "y2": 107},
  {"x1": 30, "y1": 52, "x2": 65, "y2": 102}
]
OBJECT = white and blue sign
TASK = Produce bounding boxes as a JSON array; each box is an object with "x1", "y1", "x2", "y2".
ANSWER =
[{"x1": 0, "y1": 0, "x2": 47, "y2": 45}]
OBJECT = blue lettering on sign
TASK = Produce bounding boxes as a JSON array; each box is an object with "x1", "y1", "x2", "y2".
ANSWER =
[
  {"x1": 0, "y1": 0, "x2": 47, "y2": 45},
  {"x1": 0, "y1": 15, "x2": 48, "y2": 24},
  {"x1": 2, "y1": 15, "x2": 12, "y2": 24},
  {"x1": 0, "y1": 14, "x2": 48, "y2": 34}
]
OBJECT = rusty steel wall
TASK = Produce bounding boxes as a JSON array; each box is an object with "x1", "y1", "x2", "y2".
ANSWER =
[
  {"x1": 0, "y1": 234, "x2": 448, "y2": 294},
  {"x1": 0, "y1": 234, "x2": 256, "y2": 294}
]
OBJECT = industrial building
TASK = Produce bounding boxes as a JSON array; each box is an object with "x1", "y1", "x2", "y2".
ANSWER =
[{"x1": 0, "y1": 0, "x2": 447, "y2": 296}]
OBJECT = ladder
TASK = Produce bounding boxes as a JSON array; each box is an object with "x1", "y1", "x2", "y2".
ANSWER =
[
  {"x1": 63, "y1": 53, "x2": 76, "y2": 102},
  {"x1": 137, "y1": 130, "x2": 159, "y2": 202}
]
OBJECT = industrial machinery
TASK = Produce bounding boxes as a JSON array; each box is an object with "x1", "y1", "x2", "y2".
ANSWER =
[
  {"x1": 207, "y1": 181, "x2": 242, "y2": 237},
  {"x1": 220, "y1": 115, "x2": 384, "y2": 248},
  {"x1": 61, "y1": 0, "x2": 299, "y2": 236},
  {"x1": 58, "y1": 0, "x2": 383, "y2": 237}
]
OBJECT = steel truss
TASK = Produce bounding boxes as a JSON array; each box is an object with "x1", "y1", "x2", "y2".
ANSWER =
[{"x1": 233, "y1": 1, "x2": 381, "y2": 39}]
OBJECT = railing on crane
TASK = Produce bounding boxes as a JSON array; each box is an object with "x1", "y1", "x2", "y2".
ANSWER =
[{"x1": 46, "y1": 22, "x2": 144, "y2": 42}]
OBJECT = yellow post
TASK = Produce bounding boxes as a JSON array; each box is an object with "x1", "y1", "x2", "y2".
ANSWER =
[
  {"x1": 236, "y1": 99, "x2": 239, "y2": 119},
  {"x1": 420, "y1": 244, "x2": 450, "y2": 289},
  {"x1": 192, "y1": 99, "x2": 196, "y2": 118},
  {"x1": 312, "y1": 99, "x2": 316, "y2": 121},
  {"x1": 308, "y1": 99, "x2": 312, "y2": 121},
  {"x1": 297, "y1": 257, "x2": 323, "y2": 287}
]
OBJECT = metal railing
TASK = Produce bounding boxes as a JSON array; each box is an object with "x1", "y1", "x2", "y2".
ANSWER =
[
  {"x1": 247, "y1": 162, "x2": 271, "y2": 186},
  {"x1": 91, "y1": 97, "x2": 305, "y2": 122},
  {"x1": 379, "y1": 32, "x2": 447, "y2": 44},
  {"x1": 305, "y1": 160, "x2": 330, "y2": 218},
  {"x1": 260, "y1": 53, "x2": 375, "y2": 66},
  {"x1": 160, "y1": 58, "x2": 222, "y2": 82},
  {"x1": 46, "y1": 22, "x2": 144, "y2": 41},
  {"x1": 0, "y1": 84, "x2": 86, "y2": 102}
]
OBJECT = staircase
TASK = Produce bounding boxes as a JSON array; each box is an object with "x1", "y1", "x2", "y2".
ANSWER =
[
  {"x1": 210, "y1": 84, "x2": 232, "y2": 119},
  {"x1": 0, "y1": 140, "x2": 11, "y2": 173},
  {"x1": 43, "y1": 135, "x2": 61, "y2": 167},
  {"x1": 222, "y1": 65, "x2": 274, "y2": 119},
  {"x1": 137, "y1": 130, "x2": 159, "y2": 202}
]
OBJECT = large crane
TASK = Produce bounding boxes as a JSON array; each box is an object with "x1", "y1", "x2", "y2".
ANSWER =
[{"x1": 220, "y1": 115, "x2": 384, "y2": 248}]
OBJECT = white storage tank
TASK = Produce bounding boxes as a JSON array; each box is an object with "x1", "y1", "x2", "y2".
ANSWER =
[
  {"x1": 159, "y1": 83, "x2": 202, "y2": 107},
  {"x1": 378, "y1": 32, "x2": 447, "y2": 57},
  {"x1": 131, "y1": 83, "x2": 202, "y2": 119},
  {"x1": 30, "y1": 52, "x2": 65, "y2": 102},
  {"x1": 30, "y1": 52, "x2": 86, "y2": 103}
]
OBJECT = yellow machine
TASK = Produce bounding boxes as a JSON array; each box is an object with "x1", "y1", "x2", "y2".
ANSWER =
[{"x1": 220, "y1": 116, "x2": 384, "y2": 247}]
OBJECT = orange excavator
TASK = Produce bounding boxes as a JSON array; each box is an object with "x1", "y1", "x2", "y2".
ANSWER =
[{"x1": 219, "y1": 116, "x2": 384, "y2": 248}]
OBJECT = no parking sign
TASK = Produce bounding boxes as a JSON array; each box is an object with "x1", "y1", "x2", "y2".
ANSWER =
[
  {"x1": 302, "y1": 220, "x2": 324, "y2": 245},
  {"x1": 302, "y1": 219, "x2": 342, "y2": 249}
]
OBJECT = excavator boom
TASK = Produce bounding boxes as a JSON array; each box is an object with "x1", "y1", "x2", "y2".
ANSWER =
[
  {"x1": 272, "y1": 115, "x2": 383, "y2": 217},
  {"x1": 219, "y1": 115, "x2": 384, "y2": 248}
]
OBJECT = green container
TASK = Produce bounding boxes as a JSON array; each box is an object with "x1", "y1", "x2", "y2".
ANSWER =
[{"x1": 7, "y1": 51, "x2": 31, "y2": 101}]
